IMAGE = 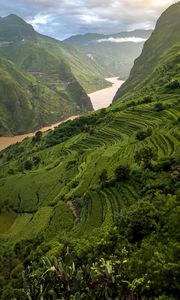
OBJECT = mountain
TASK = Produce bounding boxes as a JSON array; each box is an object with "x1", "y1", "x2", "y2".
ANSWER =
[
  {"x1": 0, "y1": 14, "x2": 105, "y2": 135},
  {"x1": 0, "y1": 3, "x2": 180, "y2": 299},
  {"x1": 0, "y1": 14, "x2": 37, "y2": 42},
  {"x1": 0, "y1": 54, "x2": 92, "y2": 136},
  {"x1": 64, "y1": 30, "x2": 153, "y2": 78},
  {"x1": 114, "y1": 2, "x2": 180, "y2": 100},
  {"x1": 0, "y1": 14, "x2": 109, "y2": 93}
]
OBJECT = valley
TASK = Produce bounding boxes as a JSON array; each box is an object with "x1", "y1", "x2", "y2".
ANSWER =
[
  {"x1": 88, "y1": 77, "x2": 124, "y2": 110},
  {"x1": 0, "y1": 77, "x2": 124, "y2": 150},
  {"x1": 0, "y1": 2, "x2": 179, "y2": 299}
]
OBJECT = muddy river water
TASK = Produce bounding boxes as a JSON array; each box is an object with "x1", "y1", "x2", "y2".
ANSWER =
[{"x1": 0, "y1": 77, "x2": 124, "y2": 150}]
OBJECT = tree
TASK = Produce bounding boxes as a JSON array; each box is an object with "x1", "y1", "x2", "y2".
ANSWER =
[
  {"x1": 134, "y1": 147, "x2": 158, "y2": 168},
  {"x1": 136, "y1": 128, "x2": 152, "y2": 141},
  {"x1": 99, "y1": 169, "x2": 108, "y2": 183},
  {"x1": 154, "y1": 103, "x2": 164, "y2": 112},
  {"x1": 32, "y1": 131, "x2": 42, "y2": 143},
  {"x1": 115, "y1": 165, "x2": 131, "y2": 180},
  {"x1": 24, "y1": 160, "x2": 33, "y2": 170}
]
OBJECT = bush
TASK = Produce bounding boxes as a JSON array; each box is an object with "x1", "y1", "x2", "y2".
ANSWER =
[
  {"x1": 154, "y1": 102, "x2": 164, "y2": 112},
  {"x1": 136, "y1": 128, "x2": 152, "y2": 141},
  {"x1": 141, "y1": 96, "x2": 152, "y2": 104},
  {"x1": 99, "y1": 169, "x2": 108, "y2": 183},
  {"x1": 32, "y1": 156, "x2": 41, "y2": 166},
  {"x1": 165, "y1": 79, "x2": 180, "y2": 89},
  {"x1": 115, "y1": 165, "x2": 131, "y2": 180},
  {"x1": 24, "y1": 160, "x2": 33, "y2": 170},
  {"x1": 134, "y1": 147, "x2": 158, "y2": 168},
  {"x1": 115, "y1": 200, "x2": 158, "y2": 243},
  {"x1": 32, "y1": 131, "x2": 42, "y2": 143}
]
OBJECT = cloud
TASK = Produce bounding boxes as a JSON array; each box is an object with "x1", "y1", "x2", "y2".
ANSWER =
[
  {"x1": 97, "y1": 36, "x2": 147, "y2": 43},
  {"x1": 28, "y1": 14, "x2": 50, "y2": 28},
  {"x1": 0, "y1": 0, "x2": 177, "y2": 39}
]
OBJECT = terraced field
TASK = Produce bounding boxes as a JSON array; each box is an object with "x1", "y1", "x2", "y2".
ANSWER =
[{"x1": 0, "y1": 98, "x2": 179, "y2": 242}]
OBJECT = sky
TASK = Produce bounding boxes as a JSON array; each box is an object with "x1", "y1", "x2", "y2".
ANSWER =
[{"x1": 0, "y1": 0, "x2": 178, "y2": 40}]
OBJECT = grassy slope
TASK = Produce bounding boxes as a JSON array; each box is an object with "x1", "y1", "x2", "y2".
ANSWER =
[
  {"x1": 0, "y1": 40, "x2": 179, "y2": 240},
  {"x1": 37, "y1": 34, "x2": 110, "y2": 93},
  {"x1": 114, "y1": 2, "x2": 180, "y2": 100},
  {"x1": 0, "y1": 4, "x2": 179, "y2": 298},
  {"x1": 0, "y1": 52, "x2": 92, "y2": 136},
  {"x1": 64, "y1": 30, "x2": 153, "y2": 79}
]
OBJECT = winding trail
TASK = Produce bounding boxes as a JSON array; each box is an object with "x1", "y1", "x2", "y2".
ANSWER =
[{"x1": 0, "y1": 77, "x2": 124, "y2": 151}]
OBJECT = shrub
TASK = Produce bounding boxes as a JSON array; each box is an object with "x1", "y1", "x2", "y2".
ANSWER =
[
  {"x1": 136, "y1": 128, "x2": 152, "y2": 141},
  {"x1": 99, "y1": 169, "x2": 108, "y2": 183},
  {"x1": 32, "y1": 131, "x2": 42, "y2": 143},
  {"x1": 32, "y1": 156, "x2": 41, "y2": 166},
  {"x1": 24, "y1": 160, "x2": 33, "y2": 170},
  {"x1": 134, "y1": 147, "x2": 158, "y2": 168},
  {"x1": 154, "y1": 102, "x2": 164, "y2": 112},
  {"x1": 165, "y1": 79, "x2": 180, "y2": 89},
  {"x1": 141, "y1": 96, "x2": 152, "y2": 104},
  {"x1": 115, "y1": 165, "x2": 131, "y2": 180}
]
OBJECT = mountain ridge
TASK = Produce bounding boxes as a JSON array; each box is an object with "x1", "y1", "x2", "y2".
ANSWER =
[
  {"x1": 64, "y1": 29, "x2": 153, "y2": 78},
  {"x1": 114, "y1": 2, "x2": 180, "y2": 100},
  {"x1": 0, "y1": 3, "x2": 180, "y2": 298}
]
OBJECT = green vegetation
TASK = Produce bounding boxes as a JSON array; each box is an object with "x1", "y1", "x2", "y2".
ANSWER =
[
  {"x1": 114, "y1": 2, "x2": 180, "y2": 100},
  {"x1": 0, "y1": 14, "x2": 112, "y2": 135},
  {"x1": 0, "y1": 54, "x2": 92, "y2": 135},
  {"x1": 0, "y1": 3, "x2": 179, "y2": 299},
  {"x1": 64, "y1": 30, "x2": 152, "y2": 78}
]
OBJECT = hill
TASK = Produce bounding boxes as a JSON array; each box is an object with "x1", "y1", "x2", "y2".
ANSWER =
[
  {"x1": 64, "y1": 30, "x2": 153, "y2": 78},
  {"x1": 0, "y1": 54, "x2": 92, "y2": 136},
  {"x1": 0, "y1": 3, "x2": 179, "y2": 299},
  {"x1": 0, "y1": 14, "x2": 109, "y2": 93},
  {"x1": 0, "y1": 14, "x2": 100, "y2": 135},
  {"x1": 0, "y1": 14, "x2": 37, "y2": 42},
  {"x1": 114, "y1": 2, "x2": 180, "y2": 100}
]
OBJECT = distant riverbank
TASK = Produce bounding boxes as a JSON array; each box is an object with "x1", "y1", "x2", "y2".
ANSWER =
[
  {"x1": 0, "y1": 77, "x2": 124, "y2": 151},
  {"x1": 88, "y1": 77, "x2": 124, "y2": 110},
  {"x1": 0, "y1": 116, "x2": 78, "y2": 151}
]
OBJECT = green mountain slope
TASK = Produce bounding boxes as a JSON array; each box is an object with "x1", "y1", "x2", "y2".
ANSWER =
[
  {"x1": 0, "y1": 14, "x2": 37, "y2": 42},
  {"x1": 0, "y1": 14, "x2": 109, "y2": 93},
  {"x1": 37, "y1": 34, "x2": 110, "y2": 93},
  {"x1": 114, "y1": 2, "x2": 180, "y2": 100},
  {"x1": 64, "y1": 30, "x2": 152, "y2": 78},
  {"x1": 0, "y1": 3, "x2": 180, "y2": 299},
  {"x1": 0, "y1": 15, "x2": 95, "y2": 135},
  {"x1": 0, "y1": 55, "x2": 92, "y2": 135}
]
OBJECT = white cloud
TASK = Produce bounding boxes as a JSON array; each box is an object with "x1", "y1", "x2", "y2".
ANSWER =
[
  {"x1": 97, "y1": 36, "x2": 147, "y2": 43},
  {"x1": 28, "y1": 14, "x2": 50, "y2": 27},
  {"x1": 1, "y1": 0, "x2": 178, "y2": 39}
]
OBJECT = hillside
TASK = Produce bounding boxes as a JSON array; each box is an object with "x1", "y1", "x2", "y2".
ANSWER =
[
  {"x1": 0, "y1": 54, "x2": 92, "y2": 136},
  {"x1": 0, "y1": 3, "x2": 180, "y2": 299},
  {"x1": 0, "y1": 15, "x2": 96, "y2": 135},
  {"x1": 0, "y1": 14, "x2": 37, "y2": 42},
  {"x1": 64, "y1": 30, "x2": 152, "y2": 78},
  {"x1": 37, "y1": 33, "x2": 110, "y2": 93},
  {"x1": 0, "y1": 14, "x2": 109, "y2": 93},
  {"x1": 114, "y1": 2, "x2": 180, "y2": 100}
]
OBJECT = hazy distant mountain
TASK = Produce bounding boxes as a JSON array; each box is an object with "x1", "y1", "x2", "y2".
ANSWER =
[
  {"x1": 64, "y1": 30, "x2": 153, "y2": 78},
  {"x1": 0, "y1": 14, "x2": 109, "y2": 93}
]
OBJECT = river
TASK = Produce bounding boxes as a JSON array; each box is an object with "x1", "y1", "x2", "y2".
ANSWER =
[
  {"x1": 0, "y1": 77, "x2": 124, "y2": 151},
  {"x1": 88, "y1": 77, "x2": 124, "y2": 110}
]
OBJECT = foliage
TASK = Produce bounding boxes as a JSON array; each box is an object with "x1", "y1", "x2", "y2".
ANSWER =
[
  {"x1": 115, "y1": 165, "x2": 131, "y2": 180},
  {"x1": 136, "y1": 128, "x2": 152, "y2": 141},
  {"x1": 134, "y1": 147, "x2": 158, "y2": 168}
]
